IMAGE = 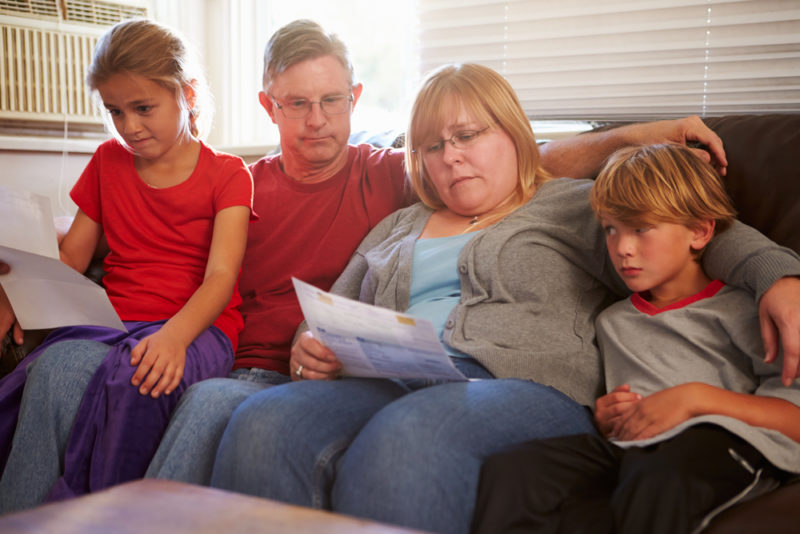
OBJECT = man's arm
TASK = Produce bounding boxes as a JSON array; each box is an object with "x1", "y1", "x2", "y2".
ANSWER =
[{"x1": 539, "y1": 115, "x2": 728, "y2": 179}]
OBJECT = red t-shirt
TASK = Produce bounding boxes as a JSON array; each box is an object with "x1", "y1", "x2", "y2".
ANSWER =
[
  {"x1": 235, "y1": 144, "x2": 408, "y2": 373},
  {"x1": 70, "y1": 139, "x2": 254, "y2": 350}
]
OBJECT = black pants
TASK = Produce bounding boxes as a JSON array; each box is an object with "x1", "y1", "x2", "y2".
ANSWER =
[{"x1": 471, "y1": 425, "x2": 779, "y2": 534}]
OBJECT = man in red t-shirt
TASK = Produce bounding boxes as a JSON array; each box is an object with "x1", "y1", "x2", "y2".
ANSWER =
[{"x1": 0, "y1": 19, "x2": 748, "y2": 489}]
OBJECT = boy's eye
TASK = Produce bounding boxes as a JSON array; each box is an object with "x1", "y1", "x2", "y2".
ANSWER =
[
  {"x1": 635, "y1": 226, "x2": 652, "y2": 233},
  {"x1": 603, "y1": 226, "x2": 617, "y2": 236}
]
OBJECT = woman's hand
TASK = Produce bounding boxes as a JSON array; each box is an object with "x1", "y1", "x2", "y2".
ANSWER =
[
  {"x1": 290, "y1": 331, "x2": 343, "y2": 381},
  {"x1": 594, "y1": 384, "x2": 641, "y2": 438},
  {"x1": 759, "y1": 276, "x2": 800, "y2": 386},
  {"x1": 129, "y1": 329, "x2": 188, "y2": 398}
]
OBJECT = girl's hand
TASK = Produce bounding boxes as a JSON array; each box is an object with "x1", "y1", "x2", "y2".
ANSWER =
[
  {"x1": 290, "y1": 331, "x2": 343, "y2": 381},
  {"x1": 612, "y1": 384, "x2": 700, "y2": 441},
  {"x1": 594, "y1": 384, "x2": 641, "y2": 438},
  {"x1": 130, "y1": 329, "x2": 188, "y2": 398}
]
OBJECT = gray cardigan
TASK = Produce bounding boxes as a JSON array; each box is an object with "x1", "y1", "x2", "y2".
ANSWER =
[{"x1": 325, "y1": 178, "x2": 800, "y2": 407}]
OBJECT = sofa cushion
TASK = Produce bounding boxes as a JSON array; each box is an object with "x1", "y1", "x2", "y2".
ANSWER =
[{"x1": 702, "y1": 114, "x2": 800, "y2": 255}]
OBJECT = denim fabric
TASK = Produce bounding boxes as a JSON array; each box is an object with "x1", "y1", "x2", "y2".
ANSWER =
[
  {"x1": 211, "y1": 368, "x2": 595, "y2": 534},
  {"x1": 145, "y1": 369, "x2": 289, "y2": 485},
  {"x1": 43, "y1": 323, "x2": 234, "y2": 502},
  {"x1": 0, "y1": 340, "x2": 108, "y2": 513}
]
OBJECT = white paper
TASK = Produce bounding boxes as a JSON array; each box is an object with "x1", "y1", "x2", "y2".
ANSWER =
[
  {"x1": 0, "y1": 185, "x2": 126, "y2": 332},
  {"x1": 292, "y1": 277, "x2": 467, "y2": 381}
]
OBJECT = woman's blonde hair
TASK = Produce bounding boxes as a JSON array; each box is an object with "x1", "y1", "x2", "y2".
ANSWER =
[
  {"x1": 405, "y1": 63, "x2": 552, "y2": 215},
  {"x1": 87, "y1": 18, "x2": 212, "y2": 141},
  {"x1": 591, "y1": 143, "x2": 736, "y2": 236}
]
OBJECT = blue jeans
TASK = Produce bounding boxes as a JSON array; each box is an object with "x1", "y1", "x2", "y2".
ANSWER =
[
  {"x1": 211, "y1": 359, "x2": 596, "y2": 534},
  {"x1": 145, "y1": 368, "x2": 289, "y2": 485},
  {"x1": 0, "y1": 340, "x2": 108, "y2": 513}
]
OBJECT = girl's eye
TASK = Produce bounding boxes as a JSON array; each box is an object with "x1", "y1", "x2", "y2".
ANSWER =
[
  {"x1": 136, "y1": 105, "x2": 153, "y2": 113},
  {"x1": 106, "y1": 108, "x2": 120, "y2": 116}
]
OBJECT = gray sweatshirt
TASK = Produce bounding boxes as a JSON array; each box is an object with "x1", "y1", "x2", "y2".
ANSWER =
[{"x1": 598, "y1": 283, "x2": 800, "y2": 473}]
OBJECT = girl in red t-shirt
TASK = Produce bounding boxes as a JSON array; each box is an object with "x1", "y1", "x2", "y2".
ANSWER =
[{"x1": 0, "y1": 18, "x2": 252, "y2": 507}]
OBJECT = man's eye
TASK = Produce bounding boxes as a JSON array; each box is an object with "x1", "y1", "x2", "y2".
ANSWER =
[
  {"x1": 323, "y1": 96, "x2": 343, "y2": 104},
  {"x1": 288, "y1": 100, "x2": 308, "y2": 110}
]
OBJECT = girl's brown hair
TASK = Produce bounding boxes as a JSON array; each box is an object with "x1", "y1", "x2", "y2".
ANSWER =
[{"x1": 87, "y1": 18, "x2": 212, "y2": 140}]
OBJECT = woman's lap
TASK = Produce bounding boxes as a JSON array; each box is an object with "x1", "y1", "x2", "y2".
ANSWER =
[
  {"x1": 210, "y1": 377, "x2": 410, "y2": 508},
  {"x1": 210, "y1": 374, "x2": 595, "y2": 534},
  {"x1": 333, "y1": 378, "x2": 596, "y2": 534}
]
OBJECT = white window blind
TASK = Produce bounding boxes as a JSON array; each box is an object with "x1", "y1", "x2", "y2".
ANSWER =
[{"x1": 418, "y1": 0, "x2": 800, "y2": 121}]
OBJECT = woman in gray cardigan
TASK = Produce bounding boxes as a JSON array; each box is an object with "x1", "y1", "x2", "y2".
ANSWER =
[{"x1": 208, "y1": 64, "x2": 800, "y2": 534}]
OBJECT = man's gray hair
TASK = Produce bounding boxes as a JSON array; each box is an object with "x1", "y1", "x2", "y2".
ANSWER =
[{"x1": 263, "y1": 19, "x2": 354, "y2": 90}]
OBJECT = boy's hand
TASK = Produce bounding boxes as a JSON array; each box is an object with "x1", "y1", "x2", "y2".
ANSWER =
[
  {"x1": 130, "y1": 330, "x2": 187, "y2": 398},
  {"x1": 612, "y1": 384, "x2": 700, "y2": 441},
  {"x1": 594, "y1": 384, "x2": 641, "y2": 438}
]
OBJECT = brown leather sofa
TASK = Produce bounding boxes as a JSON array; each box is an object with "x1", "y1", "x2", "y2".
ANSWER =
[
  {"x1": 1, "y1": 114, "x2": 799, "y2": 530},
  {"x1": 690, "y1": 114, "x2": 800, "y2": 532}
]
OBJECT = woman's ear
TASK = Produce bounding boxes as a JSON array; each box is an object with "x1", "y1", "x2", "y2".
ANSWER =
[{"x1": 690, "y1": 219, "x2": 716, "y2": 252}]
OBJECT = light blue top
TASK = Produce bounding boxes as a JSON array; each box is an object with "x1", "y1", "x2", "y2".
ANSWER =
[{"x1": 408, "y1": 232, "x2": 475, "y2": 357}]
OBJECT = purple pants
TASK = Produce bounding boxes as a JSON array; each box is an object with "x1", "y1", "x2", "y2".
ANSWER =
[{"x1": 0, "y1": 321, "x2": 233, "y2": 500}]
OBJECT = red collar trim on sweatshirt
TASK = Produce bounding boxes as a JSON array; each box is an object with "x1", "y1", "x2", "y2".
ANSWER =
[{"x1": 631, "y1": 279, "x2": 725, "y2": 316}]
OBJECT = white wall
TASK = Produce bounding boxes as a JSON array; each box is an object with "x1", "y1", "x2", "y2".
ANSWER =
[{"x1": 0, "y1": 148, "x2": 91, "y2": 217}]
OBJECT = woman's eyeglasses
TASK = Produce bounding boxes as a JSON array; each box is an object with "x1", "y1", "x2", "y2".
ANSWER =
[{"x1": 412, "y1": 126, "x2": 492, "y2": 157}]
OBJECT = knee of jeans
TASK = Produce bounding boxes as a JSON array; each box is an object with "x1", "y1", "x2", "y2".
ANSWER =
[{"x1": 29, "y1": 340, "x2": 108, "y2": 380}]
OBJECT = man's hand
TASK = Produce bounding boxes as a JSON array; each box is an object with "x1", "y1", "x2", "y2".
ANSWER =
[
  {"x1": 759, "y1": 276, "x2": 800, "y2": 386},
  {"x1": 623, "y1": 115, "x2": 728, "y2": 176}
]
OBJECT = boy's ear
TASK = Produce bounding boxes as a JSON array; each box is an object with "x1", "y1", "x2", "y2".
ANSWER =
[{"x1": 690, "y1": 219, "x2": 716, "y2": 251}]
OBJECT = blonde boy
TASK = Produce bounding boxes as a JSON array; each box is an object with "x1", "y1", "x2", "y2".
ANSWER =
[{"x1": 471, "y1": 144, "x2": 800, "y2": 534}]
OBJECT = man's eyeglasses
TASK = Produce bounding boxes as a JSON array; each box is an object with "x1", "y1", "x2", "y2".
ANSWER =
[
  {"x1": 412, "y1": 126, "x2": 492, "y2": 156},
  {"x1": 271, "y1": 94, "x2": 354, "y2": 119}
]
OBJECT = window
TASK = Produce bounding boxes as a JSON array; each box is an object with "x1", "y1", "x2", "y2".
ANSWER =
[
  {"x1": 418, "y1": 0, "x2": 800, "y2": 121},
  {"x1": 151, "y1": 0, "x2": 418, "y2": 154}
]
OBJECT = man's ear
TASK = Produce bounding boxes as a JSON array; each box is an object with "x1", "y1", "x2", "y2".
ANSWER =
[
  {"x1": 691, "y1": 219, "x2": 716, "y2": 252},
  {"x1": 350, "y1": 83, "x2": 364, "y2": 112},
  {"x1": 259, "y1": 91, "x2": 278, "y2": 124}
]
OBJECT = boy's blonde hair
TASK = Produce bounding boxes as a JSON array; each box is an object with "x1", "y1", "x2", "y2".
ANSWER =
[
  {"x1": 406, "y1": 63, "x2": 552, "y2": 217},
  {"x1": 87, "y1": 18, "x2": 212, "y2": 140},
  {"x1": 591, "y1": 143, "x2": 736, "y2": 237}
]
